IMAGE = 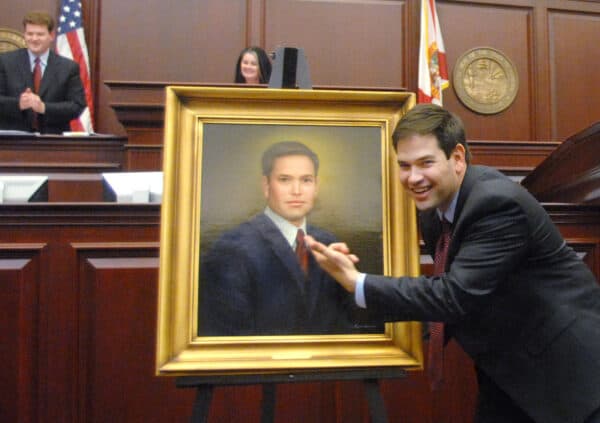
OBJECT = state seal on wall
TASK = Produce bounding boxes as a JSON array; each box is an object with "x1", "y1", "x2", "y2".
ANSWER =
[
  {"x1": 453, "y1": 47, "x2": 519, "y2": 115},
  {"x1": 0, "y1": 27, "x2": 26, "y2": 54}
]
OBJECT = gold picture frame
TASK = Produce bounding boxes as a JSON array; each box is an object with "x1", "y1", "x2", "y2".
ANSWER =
[{"x1": 156, "y1": 86, "x2": 422, "y2": 376}]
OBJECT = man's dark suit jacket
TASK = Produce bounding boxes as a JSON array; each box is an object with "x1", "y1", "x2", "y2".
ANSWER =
[
  {"x1": 199, "y1": 213, "x2": 358, "y2": 336},
  {"x1": 0, "y1": 48, "x2": 86, "y2": 134},
  {"x1": 364, "y1": 165, "x2": 600, "y2": 423}
]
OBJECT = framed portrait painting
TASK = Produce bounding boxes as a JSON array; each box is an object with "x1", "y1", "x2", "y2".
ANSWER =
[{"x1": 156, "y1": 86, "x2": 421, "y2": 375}]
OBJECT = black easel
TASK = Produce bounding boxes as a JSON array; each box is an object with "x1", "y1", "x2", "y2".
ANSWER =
[{"x1": 176, "y1": 367, "x2": 406, "y2": 423}]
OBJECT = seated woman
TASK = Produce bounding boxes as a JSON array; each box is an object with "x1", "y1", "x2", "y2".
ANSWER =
[{"x1": 234, "y1": 46, "x2": 272, "y2": 84}]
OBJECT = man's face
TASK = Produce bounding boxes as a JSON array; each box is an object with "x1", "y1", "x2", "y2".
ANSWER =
[
  {"x1": 24, "y1": 23, "x2": 54, "y2": 56},
  {"x1": 262, "y1": 155, "x2": 318, "y2": 226},
  {"x1": 396, "y1": 133, "x2": 466, "y2": 212}
]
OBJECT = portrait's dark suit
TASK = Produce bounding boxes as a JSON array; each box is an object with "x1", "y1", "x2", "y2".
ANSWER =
[
  {"x1": 0, "y1": 48, "x2": 86, "y2": 134},
  {"x1": 199, "y1": 213, "x2": 358, "y2": 336},
  {"x1": 364, "y1": 165, "x2": 600, "y2": 423}
]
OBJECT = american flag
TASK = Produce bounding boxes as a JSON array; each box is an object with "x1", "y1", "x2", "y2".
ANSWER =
[
  {"x1": 56, "y1": 0, "x2": 94, "y2": 133},
  {"x1": 418, "y1": 0, "x2": 449, "y2": 105}
]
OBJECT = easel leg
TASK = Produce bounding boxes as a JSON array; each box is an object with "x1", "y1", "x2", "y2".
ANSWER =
[
  {"x1": 261, "y1": 383, "x2": 276, "y2": 423},
  {"x1": 190, "y1": 384, "x2": 213, "y2": 423},
  {"x1": 364, "y1": 379, "x2": 388, "y2": 423},
  {"x1": 177, "y1": 370, "x2": 403, "y2": 423}
]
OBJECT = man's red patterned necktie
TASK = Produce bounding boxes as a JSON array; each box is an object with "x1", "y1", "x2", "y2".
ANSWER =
[
  {"x1": 295, "y1": 228, "x2": 309, "y2": 274},
  {"x1": 32, "y1": 57, "x2": 41, "y2": 130},
  {"x1": 429, "y1": 218, "x2": 451, "y2": 390}
]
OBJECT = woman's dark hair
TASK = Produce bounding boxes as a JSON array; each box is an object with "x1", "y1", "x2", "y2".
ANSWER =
[{"x1": 234, "y1": 47, "x2": 272, "y2": 84}]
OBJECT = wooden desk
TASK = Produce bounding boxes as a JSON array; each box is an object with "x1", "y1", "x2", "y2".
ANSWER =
[
  {"x1": 105, "y1": 81, "x2": 558, "y2": 174},
  {"x1": 0, "y1": 133, "x2": 126, "y2": 173},
  {"x1": 522, "y1": 121, "x2": 600, "y2": 204}
]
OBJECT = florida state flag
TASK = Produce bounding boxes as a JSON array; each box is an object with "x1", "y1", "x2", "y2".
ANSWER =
[{"x1": 418, "y1": 0, "x2": 449, "y2": 105}]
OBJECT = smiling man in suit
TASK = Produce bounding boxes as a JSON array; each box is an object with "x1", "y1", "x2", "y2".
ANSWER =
[
  {"x1": 199, "y1": 141, "x2": 359, "y2": 336},
  {"x1": 307, "y1": 104, "x2": 600, "y2": 423},
  {"x1": 0, "y1": 11, "x2": 85, "y2": 134}
]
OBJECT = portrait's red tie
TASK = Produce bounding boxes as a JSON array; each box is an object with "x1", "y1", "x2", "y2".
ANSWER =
[
  {"x1": 429, "y1": 218, "x2": 452, "y2": 390},
  {"x1": 32, "y1": 57, "x2": 41, "y2": 130},
  {"x1": 295, "y1": 228, "x2": 309, "y2": 274}
]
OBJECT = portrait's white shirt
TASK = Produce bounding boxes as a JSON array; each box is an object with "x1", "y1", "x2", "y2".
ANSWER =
[{"x1": 264, "y1": 206, "x2": 307, "y2": 250}]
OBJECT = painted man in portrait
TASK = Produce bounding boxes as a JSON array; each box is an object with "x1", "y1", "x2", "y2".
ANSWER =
[{"x1": 198, "y1": 141, "x2": 362, "y2": 336}]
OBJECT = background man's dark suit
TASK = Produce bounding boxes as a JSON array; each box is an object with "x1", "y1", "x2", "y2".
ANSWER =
[
  {"x1": 0, "y1": 48, "x2": 85, "y2": 134},
  {"x1": 364, "y1": 165, "x2": 600, "y2": 423},
  {"x1": 199, "y1": 213, "x2": 357, "y2": 336}
]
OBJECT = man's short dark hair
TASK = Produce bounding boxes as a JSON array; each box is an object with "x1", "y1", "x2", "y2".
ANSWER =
[
  {"x1": 261, "y1": 141, "x2": 319, "y2": 177},
  {"x1": 23, "y1": 11, "x2": 55, "y2": 32},
  {"x1": 392, "y1": 103, "x2": 471, "y2": 163}
]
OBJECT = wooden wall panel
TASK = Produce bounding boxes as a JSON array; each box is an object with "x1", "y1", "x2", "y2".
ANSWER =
[
  {"x1": 2, "y1": 0, "x2": 600, "y2": 144},
  {"x1": 0, "y1": 205, "x2": 160, "y2": 423},
  {"x1": 547, "y1": 204, "x2": 600, "y2": 283},
  {"x1": 549, "y1": 10, "x2": 600, "y2": 140},
  {"x1": 98, "y1": 1, "x2": 247, "y2": 82},
  {"x1": 126, "y1": 145, "x2": 163, "y2": 171},
  {"x1": 0, "y1": 248, "x2": 43, "y2": 423},
  {"x1": 96, "y1": 0, "x2": 248, "y2": 134},
  {"x1": 0, "y1": 0, "x2": 56, "y2": 30},
  {"x1": 568, "y1": 239, "x2": 600, "y2": 283},
  {"x1": 77, "y1": 253, "x2": 195, "y2": 422},
  {"x1": 438, "y1": 2, "x2": 535, "y2": 140},
  {"x1": 265, "y1": 0, "x2": 406, "y2": 88},
  {"x1": 468, "y1": 140, "x2": 560, "y2": 172},
  {"x1": 200, "y1": 380, "x2": 370, "y2": 423},
  {"x1": 0, "y1": 201, "x2": 597, "y2": 422}
]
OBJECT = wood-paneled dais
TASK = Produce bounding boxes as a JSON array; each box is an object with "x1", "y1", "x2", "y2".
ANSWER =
[{"x1": 0, "y1": 200, "x2": 598, "y2": 422}]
